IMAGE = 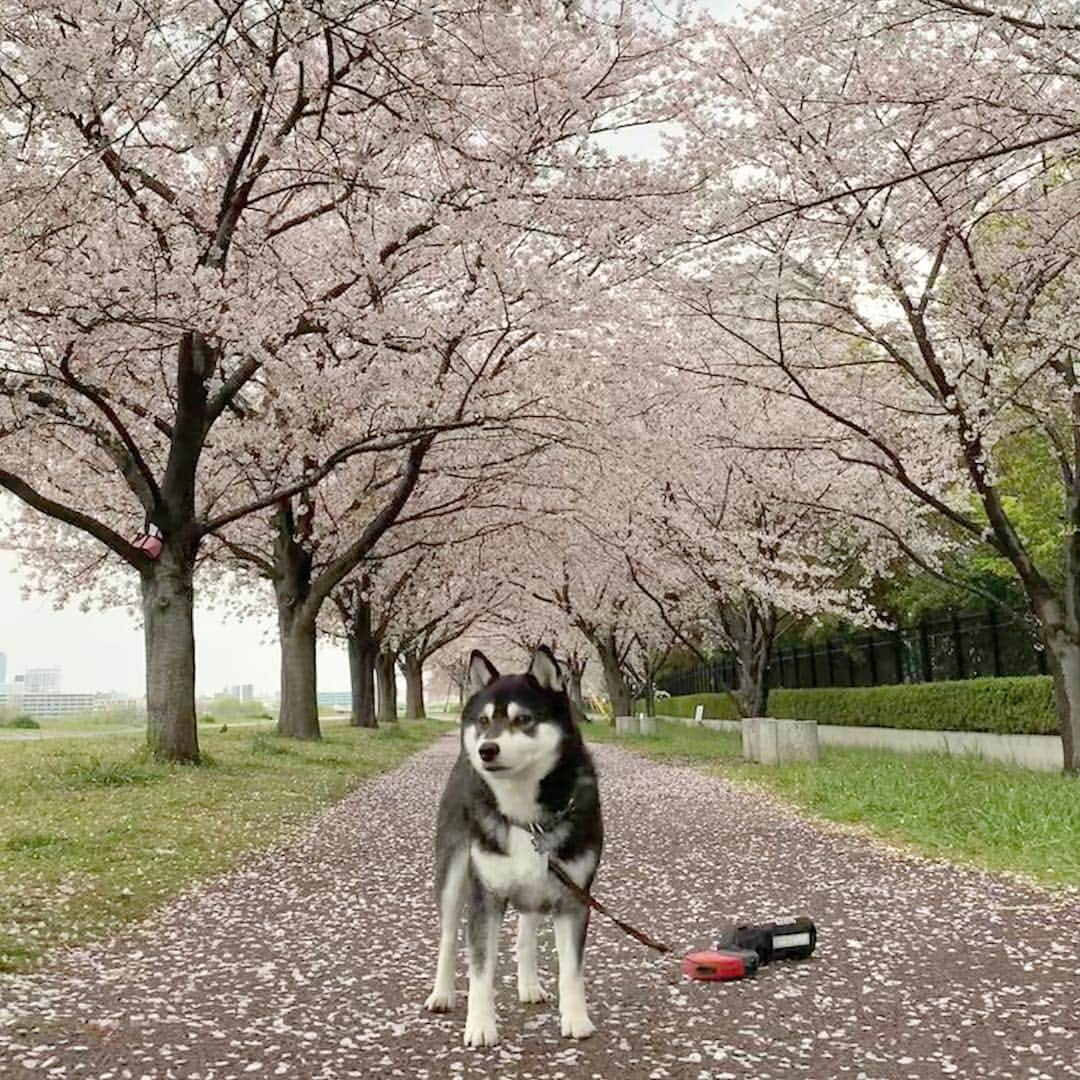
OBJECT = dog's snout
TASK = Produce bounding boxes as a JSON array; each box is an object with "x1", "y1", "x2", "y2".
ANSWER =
[{"x1": 478, "y1": 741, "x2": 500, "y2": 763}]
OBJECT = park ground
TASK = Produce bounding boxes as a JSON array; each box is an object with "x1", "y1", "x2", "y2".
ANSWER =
[{"x1": 1, "y1": 721, "x2": 1078, "y2": 1078}]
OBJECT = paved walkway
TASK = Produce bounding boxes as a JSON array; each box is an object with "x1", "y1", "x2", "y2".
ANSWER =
[{"x1": 2, "y1": 734, "x2": 1078, "y2": 1079}]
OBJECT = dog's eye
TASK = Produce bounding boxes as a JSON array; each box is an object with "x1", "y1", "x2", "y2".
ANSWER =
[{"x1": 516, "y1": 714, "x2": 534, "y2": 727}]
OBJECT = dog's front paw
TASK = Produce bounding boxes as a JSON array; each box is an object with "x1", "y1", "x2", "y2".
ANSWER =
[
  {"x1": 463, "y1": 1010, "x2": 500, "y2": 1048},
  {"x1": 560, "y1": 1009, "x2": 596, "y2": 1040},
  {"x1": 424, "y1": 986, "x2": 456, "y2": 1012},
  {"x1": 518, "y1": 980, "x2": 551, "y2": 1004}
]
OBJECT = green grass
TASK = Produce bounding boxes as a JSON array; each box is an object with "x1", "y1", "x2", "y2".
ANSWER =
[
  {"x1": 0, "y1": 717, "x2": 446, "y2": 972},
  {"x1": 0, "y1": 710, "x2": 143, "y2": 734},
  {"x1": 587, "y1": 720, "x2": 1080, "y2": 891},
  {"x1": 586, "y1": 717, "x2": 743, "y2": 764},
  {"x1": 0, "y1": 715, "x2": 41, "y2": 729}
]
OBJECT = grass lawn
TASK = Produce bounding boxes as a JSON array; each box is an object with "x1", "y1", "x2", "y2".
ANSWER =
[
  {"x1": 0, "y1": 717, "x2": 446, "y2": 973},
  {"x1": 585, "y1": 719, "x2": 1080, "y2": 891}
]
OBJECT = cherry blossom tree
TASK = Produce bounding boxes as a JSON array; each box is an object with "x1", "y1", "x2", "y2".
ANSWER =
[
  {"x1": 677, "y1": 0, "x2": 1080, "y2": 769},
  {"x1": 327, "y1": 537, "x2": 504, "y2": 726},
  {"x1": 392, "y1": 565, "x2": 506, "y2": 720},
  {"x1": 620, "y1": 381, "x2": 895, "y2": 716},
  {"x1": 0, "y1": 0, "x2": 698, "y2": 760},
  {"x1": 488, "y1": 459, "x2": 671, "y2": 717}
]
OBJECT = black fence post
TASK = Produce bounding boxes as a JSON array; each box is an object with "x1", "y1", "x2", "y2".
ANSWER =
[
  {"x1": 952, "y1": 611, "x2": 966, "y2": 680},
  {"x1": 825, "y1": 639, "x2": 835, "y2": 687},
  {"x1": 919, "y1": 620, "x2": 932, "y2": 681},
  {"x1": 893, "y1": 628, "x2": 904, "y2": 683},
  {"x1": 987, "y1": 606, "x2": 1002, "y2": 677},
  {"x1": 867, "y1": 634, "x2": 879, "y2": 685}
]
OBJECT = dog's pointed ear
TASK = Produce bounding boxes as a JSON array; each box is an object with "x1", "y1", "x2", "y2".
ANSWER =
[
  {"x1": 528, "y1": 645, "x2": 564, "y2": 692},
  {"x1": 467, "y1": 650, "x2": 500, "y2": 695}
]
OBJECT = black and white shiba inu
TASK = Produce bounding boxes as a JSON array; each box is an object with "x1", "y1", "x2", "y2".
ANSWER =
[{"x1": 424, "y1": 646, "x2": 603, "y2": 1047}]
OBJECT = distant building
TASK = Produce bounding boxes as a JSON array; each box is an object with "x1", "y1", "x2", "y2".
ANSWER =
[
  {"x1": 317, "y1": 691, "x2": 352, "y2": 711},
  {"x1": 24, "y1": 667, "x2": 61, "y2": 692},
  {"x1": 226, "y1": 683, "x2": 254, "y2": 702},
  {"x1": 0, "y1": 689, "x2": 137, "y2": 718},
  {"x1": 0, "y1": 651, "x2": 6, "y2": 686}
]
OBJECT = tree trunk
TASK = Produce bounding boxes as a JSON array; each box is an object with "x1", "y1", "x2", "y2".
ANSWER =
[
  {"x1": 644, "y1": 672, "x2": 656, "y2": 718},
  {"x1": 272, "y1": 502, "x2": 321, "y2": 740},
  {"x1": 733, "y1": 613, "x2": 771, "y2": 718},
  {"x1": 347, "y1": 600, "x2": 377, "y2": 728},
  {"x1": 140, "y1": 547, "x2": 199, "y2": 763},
  {"x1": 724, "y1": 599, "x2": 776, "y2": 719},
  {"x1": 735, "y1": 642, "x2": 770, "y2": 718},
  {"x1": 403, "y1": 651, "x2": 426, "y2": 719},
  {"x1": 277, "y1": 612, "x2": 320, "y2": 739},
  {"x1": 376, "y1": 647, "x2": 398, "y2": 724},
  {"x1": 594, "y1": 631, "x2": 632, "y2": 719},
  {"x1": 567, "y1": 665, "x2": 589, "y2": 721},
  {"x1": 1041, "y1": 626, "x2": 1080, "y2": 773}
]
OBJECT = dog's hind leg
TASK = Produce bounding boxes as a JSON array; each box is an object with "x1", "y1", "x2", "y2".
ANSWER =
[
  {"x1": 554, "y1": 905, "x2": 595, "y2": 1039},
  {"x1": 463, "y1": 876, "x2": 505, "y2": 1047},
  {"x1": 424, "y1": 848, "x2": 468, "y2": 1012},
  {"x1": 516, "y1": 911, "x2": 551, "y2": 1003}
]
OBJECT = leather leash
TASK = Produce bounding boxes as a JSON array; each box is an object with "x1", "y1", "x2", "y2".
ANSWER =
[
  {"x1": 524, "y1": 806, "x2": 672, "y2": 956},
  {"x1": 546, "y1": 858, "x2": 672, "y2": 955}
]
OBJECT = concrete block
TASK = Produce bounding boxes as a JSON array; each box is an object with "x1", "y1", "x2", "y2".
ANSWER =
[
  {"x1": 741, "y1": 716, "x2": 758, "y2": 760},
  {"x1": 615, "y1": 715, "x2": 640, "y2": 735},
  {"x1": 639, "y1": 715, "x2": 657, "y2": 736},
  {"x1": 693, "y1": 704, "x2": 705, "y2": 726},
  {"x1": 742, "y1": 716, "x2": 818, "y2": 764},
  {"x1": 703, "y1": 719, "x2": 737, "y2": 733},
  {"x1": 756, "y1": 717, "x2": 781, "y2": 765},
  {"x1": 742, "y1": 716, "x2": 778, "y2": 762},
  {"x1": 775, "y1": 718, "x2": 820, "y2": 763}
]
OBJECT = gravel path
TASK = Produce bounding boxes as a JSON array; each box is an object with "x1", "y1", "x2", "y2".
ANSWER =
[{"x1": 2, "y1": 733, "x2": 1078, "y2": 1079}]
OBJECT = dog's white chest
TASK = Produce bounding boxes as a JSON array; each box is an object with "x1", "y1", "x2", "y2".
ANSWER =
[{"x1": 471, "y1": 828, "x2": 553, "y2": 904}]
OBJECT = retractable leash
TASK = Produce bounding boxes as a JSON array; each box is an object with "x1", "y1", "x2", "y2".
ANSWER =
[{"x1": 528, "y1": 818, "x2": 816, "y2": 982}]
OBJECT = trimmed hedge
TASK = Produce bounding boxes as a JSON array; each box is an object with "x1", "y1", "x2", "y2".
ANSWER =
[{"x1": 656, "y1": 676, "x2": 1057, "y2": 736}]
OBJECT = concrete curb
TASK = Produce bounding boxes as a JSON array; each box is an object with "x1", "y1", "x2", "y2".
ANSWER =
[{"x1": 660, "y1": 714, "x2": 1064, "y2": 772}]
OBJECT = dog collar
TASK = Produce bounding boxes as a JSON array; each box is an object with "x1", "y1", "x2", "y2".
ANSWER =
[{"x1": 525, "y1": 797, "x2": 576, "y2": 851}]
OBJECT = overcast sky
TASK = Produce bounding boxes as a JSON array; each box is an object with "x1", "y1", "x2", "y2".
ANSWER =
[
  {"x1": 0, "y1": 0, "x2": 744, "y2": 700},
  {"x1": 0, "y1": 545, "x2": 353, "y2": 697}
]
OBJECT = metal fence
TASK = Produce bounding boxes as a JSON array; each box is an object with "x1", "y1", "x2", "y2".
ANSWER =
[{"x1": 659, "y1": 609, "x2": 1048, "y2": 697}]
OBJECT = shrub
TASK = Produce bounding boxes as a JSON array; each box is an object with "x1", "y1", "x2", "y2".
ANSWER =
[
  {"x1": 655, "y1": 677, "x2": 1056, "y2": 736},
  {"x1": 768, "y1": 677, "x2": 1056, "y2": 736},
  {"x1": 61, "y1": 757, "x2": 158, "y2": 788},
  {"x1": 1, "y1": 715, "x2": 41, "y2": 730},
  {"x1": 251, "y1": 731, "x2": 290, "y2": 756}
]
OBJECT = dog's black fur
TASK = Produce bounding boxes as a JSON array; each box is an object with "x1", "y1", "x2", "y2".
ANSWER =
[{"x1": 425, "y1": 646, "x2": 604, "y2": 1046}]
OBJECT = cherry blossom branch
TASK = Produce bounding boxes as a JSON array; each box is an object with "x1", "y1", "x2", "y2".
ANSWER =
[
  {"x1": 304, "y1": 437, "x2": 435, "y2": 613},
  {"x1": 57, "y1": 346, "x2": 162, "y2": 510},
  {"x1": 694, "y1": 124, "x2": 1080, "y2": 250},
  {"x1": 0, "y1": 467, "x2": 147, "y2": 569},
  {"x1": 200, "y1": 422, "x2": 482, "y2": 536}
]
